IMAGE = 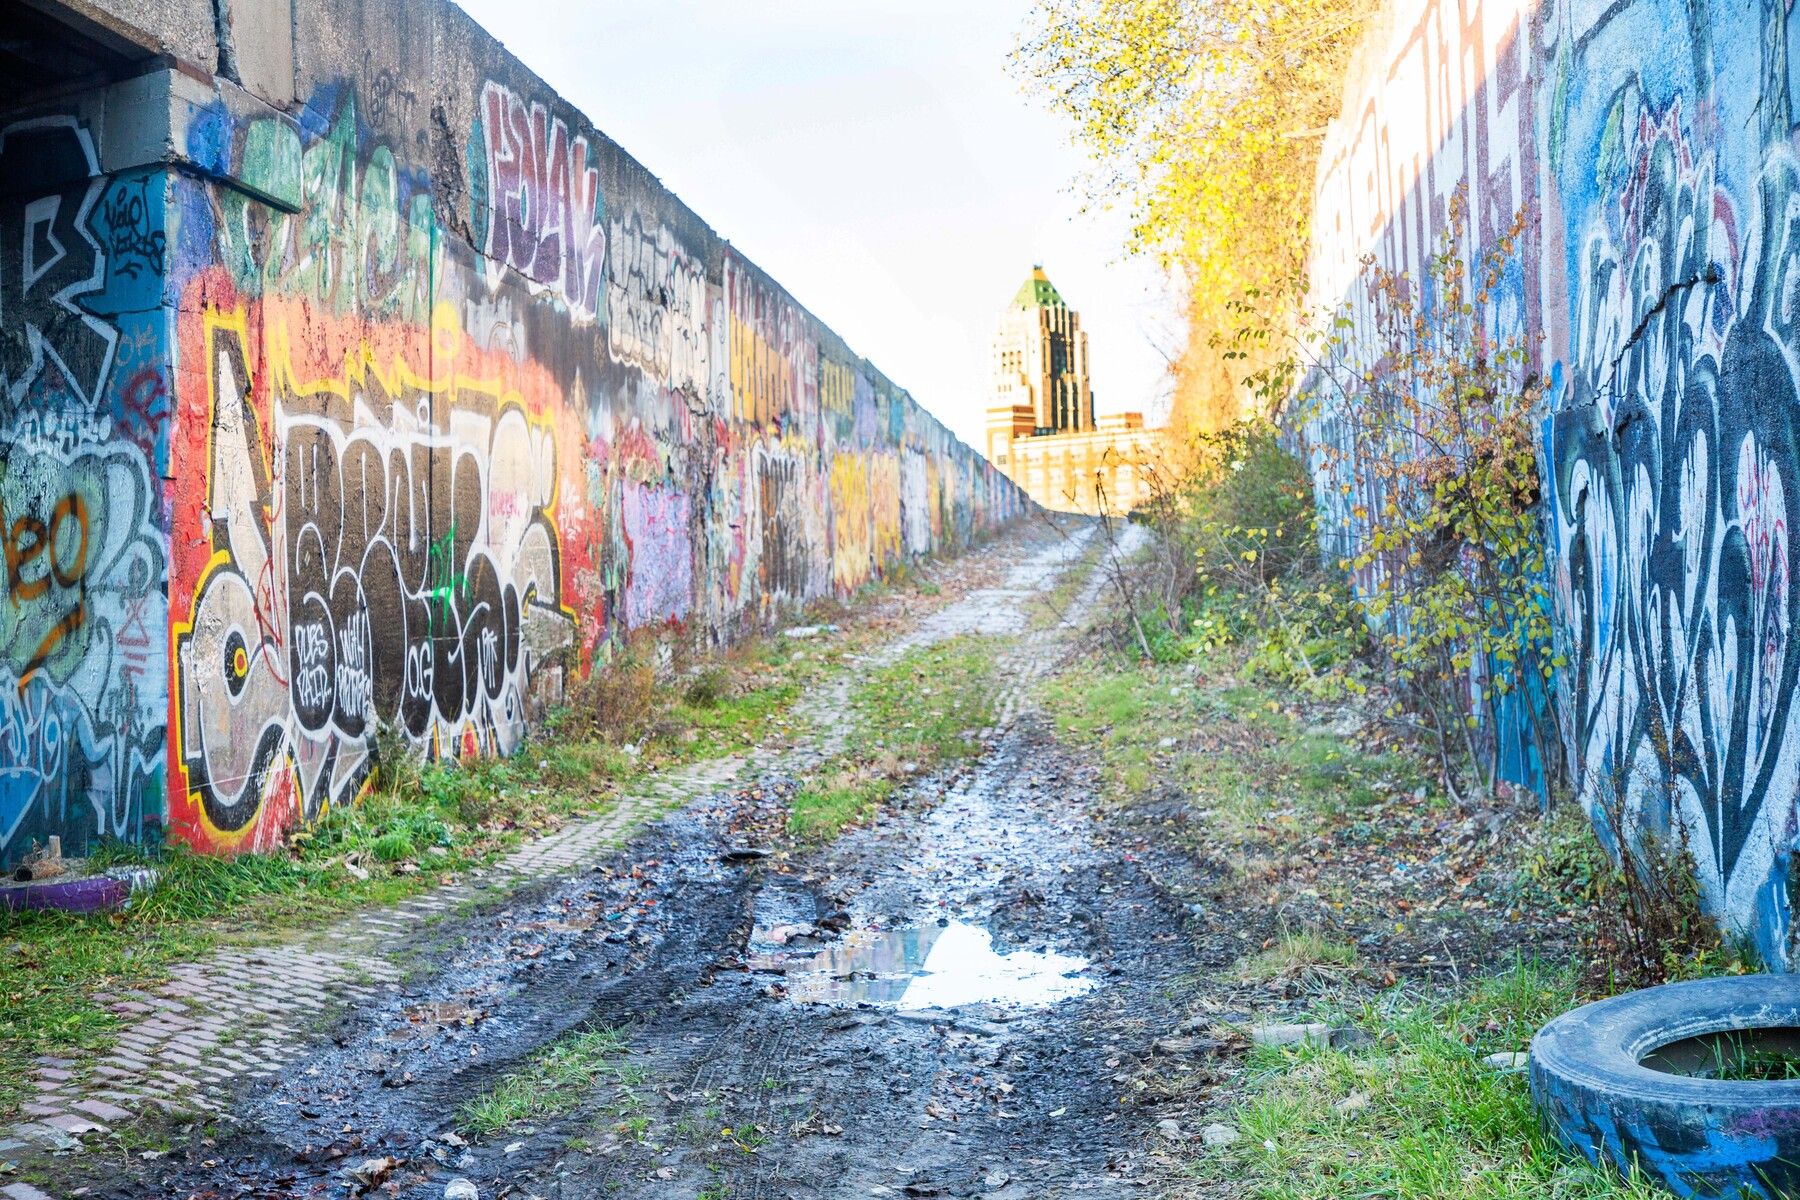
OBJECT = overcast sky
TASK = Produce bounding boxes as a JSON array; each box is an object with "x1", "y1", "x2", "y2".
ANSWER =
[{"x1": 449, "y1": 0, "x2": 1174, "y2": 451}]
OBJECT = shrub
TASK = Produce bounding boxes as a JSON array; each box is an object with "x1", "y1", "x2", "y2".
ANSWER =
[
  {"x1": 1130, "y1": 416, "x2": 1367, "y2": 690},
  {"x1": 682, "y1": 667, "x2": 730, "y2": 709},
  {"x1": 1295, "y1": 191, "x2": 1561, "y2": 802},
  {"x1": 576, "y1": 656, "x2": 656, "y2": 743}
]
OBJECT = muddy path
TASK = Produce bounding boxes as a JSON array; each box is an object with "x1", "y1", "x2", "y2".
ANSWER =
[{"x1": 86, "y1": 520, "x2": 1205, "y2": 1200}]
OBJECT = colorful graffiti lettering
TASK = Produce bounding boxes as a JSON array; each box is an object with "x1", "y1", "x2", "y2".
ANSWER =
[
  {"x1": 473, "y1": 80, "x2": 606, "y2": 324},
  {"x1": 203, "y1": 89, "x2": 438, "y2": 322},
  {"x1": 727, "y1": 258, "x2": 813, "y2": 432},
  {"x1": 171, "y1": 304, "x2": 574, "y2": 851}
]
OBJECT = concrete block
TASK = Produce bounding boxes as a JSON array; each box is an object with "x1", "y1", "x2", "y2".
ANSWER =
[
  {"x1": 72, "y1": 1098, "x2": 134, "y2": 1122},
  {"x1": 229, "y1": 0, "x2": 295, "y2": 106}
]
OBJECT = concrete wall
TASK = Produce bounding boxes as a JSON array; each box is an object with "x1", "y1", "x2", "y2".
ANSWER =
[
  {"x1": 1304, "y1": 0, "x2": 1548, "y2": 792},
  {"x1": 1308, "y1": 0, "x2": 1800, "y2": 966},
  {"x1": 0, "y1": 0, "x2": 1028, "y2": 863}
]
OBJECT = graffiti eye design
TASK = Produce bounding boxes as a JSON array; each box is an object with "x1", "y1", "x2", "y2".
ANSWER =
[{"x1": 225, "y1": 630, "x2": 251, "y2": 698}]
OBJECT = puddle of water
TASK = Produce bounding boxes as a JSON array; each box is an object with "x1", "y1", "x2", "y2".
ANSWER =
[{"x1": 757, "y1": 920, "x2": 1095, "y2": 1009}]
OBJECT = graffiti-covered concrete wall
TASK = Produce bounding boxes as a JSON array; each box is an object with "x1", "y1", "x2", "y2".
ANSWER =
[
  {"x1": 0, "y1": 0, "x2": 1028, "y2": 864},
  {"x1": 1304, "y1": 0, "x2": 1548, "y2": 790},
  {"x1": 1540, "y1": 0, "x2": 1800, "y2": 966},
  {"x1": 1309, "y1": 0, "x2": 1800, "y2": 965}
]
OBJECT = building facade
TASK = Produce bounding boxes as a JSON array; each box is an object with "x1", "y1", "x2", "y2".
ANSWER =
[{"x1": 985, "y1": 268, "x2": 1154, "y2": 515}]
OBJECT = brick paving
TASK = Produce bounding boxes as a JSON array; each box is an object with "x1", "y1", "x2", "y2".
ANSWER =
[{"x1": 0, "y1": 752, "x2": 744, "y2": 1166}]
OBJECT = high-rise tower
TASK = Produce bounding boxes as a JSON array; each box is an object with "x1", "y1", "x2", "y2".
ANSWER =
[
  {"x1": 985, "y1": 267, "x2": 1152, "y2": 515},
  {"x1": 987, "y1": 266, "x2": 1093, "y2": 440}
]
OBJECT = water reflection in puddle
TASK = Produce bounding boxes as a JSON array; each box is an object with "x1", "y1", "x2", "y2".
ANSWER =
[{"x1": 755, "y1": 921, "x2": 1095, "y2": 1009}]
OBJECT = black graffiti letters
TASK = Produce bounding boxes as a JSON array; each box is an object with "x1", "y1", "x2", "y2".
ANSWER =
[
  {"x1": 179, "y1": 324, "x2": 571, "y2": 834},
  {"x1": 0, "y1": 119, "x2": 117, "y2": 409}
]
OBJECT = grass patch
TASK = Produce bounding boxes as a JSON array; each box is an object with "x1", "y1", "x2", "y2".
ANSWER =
[
  {"x1": 1041, "y1": 650, "x2": 1427, "y2": 844},
  {"x1": 789, "y1": 763, "x2": 897, "y2": 843},
  {"x1": 1234, "y1": 931, "x2": 1360, "y2": 983},
  {"x1": 1199, "y1": 963, "x2": 1662, "y2": 1199},
  {"x1": 788, "y1": 634, "x2": 1006, "y2": 841},
  {"x1": 460, "y1": 1027, "x2": 640, "y2": 1134}
]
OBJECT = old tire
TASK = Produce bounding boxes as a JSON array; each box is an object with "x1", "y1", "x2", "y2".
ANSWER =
[{"x1": 1530, "y1": 974, "x2": 1800, "y2": 1198}]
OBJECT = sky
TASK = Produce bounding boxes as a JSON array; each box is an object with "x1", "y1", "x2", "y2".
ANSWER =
[{"x1": 448, "y1": 0, "x2": 1174, "y2": 452}]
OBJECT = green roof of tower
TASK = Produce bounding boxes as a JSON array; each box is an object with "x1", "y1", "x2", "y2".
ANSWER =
[{"x1": 1012, "y1": 266, "x2": 1065, "y2": 309}]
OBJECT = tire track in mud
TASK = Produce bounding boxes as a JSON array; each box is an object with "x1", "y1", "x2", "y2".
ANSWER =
[{"x1": 662, "y1": 519, "x2": 1163, "y2": 1200}]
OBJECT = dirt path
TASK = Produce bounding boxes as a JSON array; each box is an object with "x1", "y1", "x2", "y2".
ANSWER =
[{"x1": 75, "y1": 519, "x2": 1215, "y2": 1200}]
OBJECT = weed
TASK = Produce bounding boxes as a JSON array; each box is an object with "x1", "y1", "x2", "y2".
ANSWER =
[
  {"x1": 1638, "y1": 1027, "x2": 1800, "y2": 1081},
  {"x1": 574, "y1": 654, "x2": 657, "y2": 743},
  {"x1": 371, "y1": 831, "x2": 416, "y2": 863},
  {"x1": 1235, "y1": 931, "x2": 1359, "y2": 983},
  {"x1": 1588, "y1": 782, "x2": 1757, "y2": 987},
  {"x1": 683, "y1": 667, "x2": 730, "y2": 709},
  {"x1": 459, "y1": 1027, "x2": 634, "y2": 1134}
]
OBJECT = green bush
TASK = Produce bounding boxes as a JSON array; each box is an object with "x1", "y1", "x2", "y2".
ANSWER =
[
  {"x1": 1147, "y1": 419, "x2": 1367, "y2": 689},
  {"x1": 371, "y1": 830, "x2": 416, "y2": 863},
  {"x1": 1180, "y1": 420, "x2": 1319, "y2": 584}
]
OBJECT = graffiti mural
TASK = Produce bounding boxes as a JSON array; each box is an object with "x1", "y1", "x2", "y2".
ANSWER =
[
  {"x1": 199, "y1": 89, "x2": 438, "y2": 323},
  {"x1": 170, "y1": 304, "x2": 575, "y2": 851},
  {"x1": 607, "y1": 207, "x2": 708, "y2": 397},
  {"x1": 472, "y1": 80, "x2": 607, "y2": 324},
  {"x1": 727, "y1": 258, "x2": 815, "y2": 434},
  {"x1": 0, "y1": 117, "x2": 117, "y2": 411},
  {"x1": 0, "y1": 113, "x2": 168, "y2": 861},
  {"x1": 620, "y1": 483, "x2": 693, "y2": 628},
  {"x1": 0, "y1": 44, "x2": 1025, "y2": 866},
  {"x1": 0, "y1": 432, "x2": 164, "y2": 856},
  {"x1": 1308, "y1": 0, "x2": 1539, "y2": 343},
  {"x1": 1539, "y1": 0, "x2": 1800, "y2": 961}
]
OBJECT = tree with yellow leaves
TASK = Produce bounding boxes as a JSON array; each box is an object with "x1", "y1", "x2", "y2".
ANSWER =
[{"x1": 1012, "y1": 0, "x2": 1374, "y2": 432}]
